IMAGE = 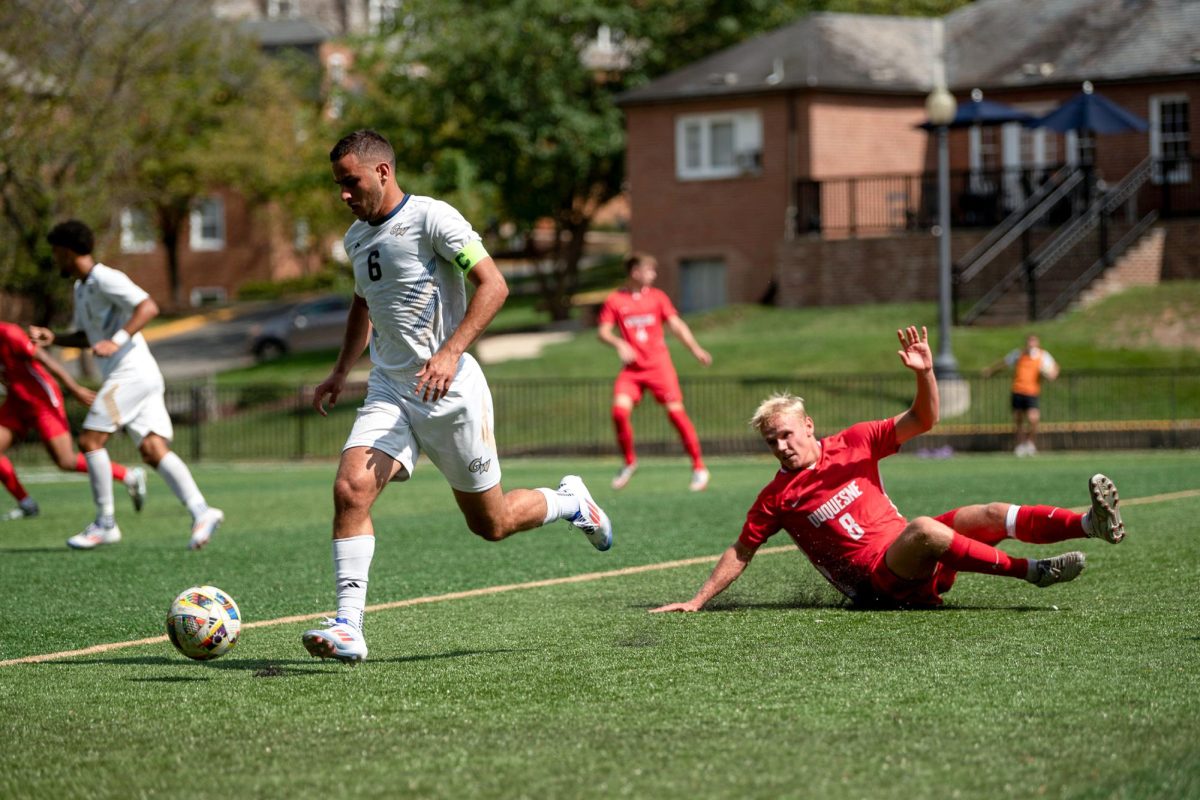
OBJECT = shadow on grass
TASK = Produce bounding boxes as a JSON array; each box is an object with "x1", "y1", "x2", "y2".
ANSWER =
[{"x1": 46, "y1": 648, "x2": 530, "y2": 678}]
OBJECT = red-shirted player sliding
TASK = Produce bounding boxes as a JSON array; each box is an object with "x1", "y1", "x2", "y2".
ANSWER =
[
  {"x1": 0, "y1": 322, "x2": 145, "y2": 520},
  {"x1": 651, "y1": 325, "x2": 1125, "y2": 612},
  {"x1": 598, "y1": 253, "x2": 712, "y2": 492}
]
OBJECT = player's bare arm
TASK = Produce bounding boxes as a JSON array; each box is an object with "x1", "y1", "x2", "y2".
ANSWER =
[
  {"x1": 415, "y1": 256, "x2": 508, "y2": 402},
  {"x1": 597, "y1": 321, "x2": 637, "y2": 365},
  {"x1": 649, "y1": 540, "x2": 755, "y2": 613},
  {"x1": 314, "y1": 294, "x2": 372, "y2": 416},
  {"x1": 892, "y1": 325, "x2": 939, "y2": 445},
  {"x1": 28, "y1": 326, "x2": 90, "y2": 350},
  {"x1": 665, "y1": 315, "x2": 712, "y2": 367},
  {"x1": 92, "y1": 297, "x2": 158, "y2": 358},
  {"x1": 32, "y1": 347, "x2": 95, "y2": 406}
]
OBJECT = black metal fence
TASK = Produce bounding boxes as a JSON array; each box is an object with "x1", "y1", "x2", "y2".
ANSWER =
[
  {"x1": 796, "y1": 157, "x2": 1199, "y2": 236},
  {"x1": 7, "y1": 369, "x2": 1199, "y2": 467}
]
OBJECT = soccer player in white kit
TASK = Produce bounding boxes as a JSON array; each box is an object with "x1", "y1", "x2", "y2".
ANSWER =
[
  {"x1": 301, "y1": 130, "x2": 613, "y2": 663},
  {"x1": 32, "y1": 220, "x2": 225, "y2": 550}
]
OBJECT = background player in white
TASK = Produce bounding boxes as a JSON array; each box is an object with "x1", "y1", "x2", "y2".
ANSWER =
[
  {"x1": 31, "y1": 220, "x2": 224, "y2": 550},
  {"x1": 301, "y1": 130, "x2": 613, "y2": 664}
]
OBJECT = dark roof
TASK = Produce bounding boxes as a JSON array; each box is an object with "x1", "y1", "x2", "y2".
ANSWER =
[
  {"x1": 946, "y1": 0, "x2": 1200, "y2": 88},
  {"x1": 618, "y1": 13, "x2": 938, "y2": 105},
  {"x1": 239, "y1": 18, "x2": 331, "y2": 48},
  {"x1": 618, "y1": 0, "x2": 1200, "y2": 107}
]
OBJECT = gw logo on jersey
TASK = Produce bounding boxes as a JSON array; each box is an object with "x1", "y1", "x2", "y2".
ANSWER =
[
  {"x1": 389, "y1": 223, "x2": 409, "y2": 237},
  {"x1": 468, "y1": 457, "x2": 492, "y2": 474}
]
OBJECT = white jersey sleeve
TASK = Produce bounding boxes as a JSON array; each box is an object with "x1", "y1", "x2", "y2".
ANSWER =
[
  {"x1": 427, "y1": 200, "x2": 483, "y2": 266},
  {"x1": 72, "y1": 263, "x2": 160, "y2": 381}
]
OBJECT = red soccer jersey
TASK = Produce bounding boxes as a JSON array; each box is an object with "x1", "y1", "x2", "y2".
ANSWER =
[
  {"x1": 0, "y1": 322, "x2": 60, "y2": 407},
  {"x1": 598, "y1": 287, "x2": 678, "y2": 370},
  {"x1": 738, "y1": 418, "x2": 908, "y2": 600}
]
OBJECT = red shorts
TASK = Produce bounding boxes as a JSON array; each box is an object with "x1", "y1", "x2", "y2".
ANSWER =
[
  {"x1": 859, "y1": 509, "x2": 960, "y2": 608},
  {"x1": 613, "y1": 365, "x2": 682, "y2": 405},
  {"x1": 0, "y1": 393, "x2": 71, "y2": 443}
]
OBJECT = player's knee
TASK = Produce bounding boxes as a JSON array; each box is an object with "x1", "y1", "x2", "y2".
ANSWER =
[
  {"x1": 905, "y1": 516, "x2": 950, "y2": 549},
  {"x1": 332, "y1": 473, "x2": 374, "y2": 512},
  {"x1": 52, "y1": 453, "x2": 76, "y2": 471}
]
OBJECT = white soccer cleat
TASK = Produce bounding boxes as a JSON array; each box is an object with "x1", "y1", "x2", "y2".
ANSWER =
[
  {"x1": 67, "y1": 523, "x2": 122, "y2": 550},
  {"x1": 1085, "y1": 473, "x2": 1125, "y2": 544},
  {"x1": 125, "y1": 467, "x2": 147, "y2": 513},
  {"x1": 689, "y1": 468, "x2": 710, "y2": 492},
  {"x1": 2, "y1": 500, "x2": 39, "y2": 521},
  {"x1": 558, "y1": 474, "x2": 613, "y2": 551},
  {"x1": 611, "y1": 463, "x2": 637, "y2": 490},
  {"x1": 189, "y1": 508, "x2": 225, "y2": 550},
  {"x1": 1027, "y1": 551, "x2": 1086, "y2": 587},
  {"x1": 302, "y1": 617, "x2": 368, "y2": 663}
]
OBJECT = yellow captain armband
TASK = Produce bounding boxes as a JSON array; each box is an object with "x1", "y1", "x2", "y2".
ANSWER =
[{"x1": 452, "y1": 240, "x2": 488, "y2": 272}]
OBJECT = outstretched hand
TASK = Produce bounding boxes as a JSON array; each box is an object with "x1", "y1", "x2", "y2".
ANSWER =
[{"x1": 896, "y1": 325, "x2": 933, "y2": 373}]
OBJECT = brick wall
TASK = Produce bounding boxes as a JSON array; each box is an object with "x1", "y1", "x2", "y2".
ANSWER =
[{"x1": 775, "y1": 230, "x2": 987, "y2": 307}]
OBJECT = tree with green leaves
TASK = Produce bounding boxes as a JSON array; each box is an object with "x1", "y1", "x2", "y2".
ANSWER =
[
  {"x1": 0, "y1": 0, "x2": 329, "y2": 319},
  {"x1": 346, "y1": 0, "x2": 969, "y2": 321}
]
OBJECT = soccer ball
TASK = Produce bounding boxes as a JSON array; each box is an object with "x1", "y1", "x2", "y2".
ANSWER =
[{"x1": 166, "y1": 585, "x2": 242, "y2": 661}]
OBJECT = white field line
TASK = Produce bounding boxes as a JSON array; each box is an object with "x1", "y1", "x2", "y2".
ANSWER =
[
  {"x1": 5, "y1": 486, "x2": 1198, "y2": 668},
  {"x1": 0, "y1": 545, "x2": 794, "y2": 667}
]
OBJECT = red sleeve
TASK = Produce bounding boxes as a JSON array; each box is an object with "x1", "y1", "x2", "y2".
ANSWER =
[
  {"x1": 737, "y1": 486, "x2": 781, "y2": 551},
  {"x1": 656, "y1": 289, "x2": 679, "y2": 321},
  {"x1": 0, "y1": 324, "x2": 34, "y2": 360},
  {"x1": 597, "y1": 294, "x2": 618, "y2": 326},
  {"x1": 842, "y1": 419, "x2": 900, "y2": 461}
]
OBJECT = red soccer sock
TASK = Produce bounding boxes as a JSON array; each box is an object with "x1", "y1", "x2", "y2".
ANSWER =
[
  {"x1": 1013, "y1": 505, "x2": 1086, "y2": 544},
  {"x1": 0, "y1": 456, "x2": 29, "y2": 502},
  {"x1": 667, "y1": 408, "x2": 705, "y2": 470},
  {"x1": 611, "y1": 406, "x2": 636, "y2": 466},
  {"x1": 74, "y1": 451, "x2": 127, "y2": 481},
  {"x1": 938, "y1": 533, "x2": 1029, "y2": 580}
]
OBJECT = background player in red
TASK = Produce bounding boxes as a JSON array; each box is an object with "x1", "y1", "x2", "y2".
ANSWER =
[
  {"x1": 598, "y1": 252, "x2": 712, "y2": 492},
  {"x1": 0, "y1": 322, "x2": 144, "y2": 520},
  {"x1": 651, "y1": 325, "x2": 1125, "y2": 612}
]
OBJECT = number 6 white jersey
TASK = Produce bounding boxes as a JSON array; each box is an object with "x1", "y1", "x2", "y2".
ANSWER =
[{"x1": 344, "y1": 194, "x2": 481, "y2": 375}]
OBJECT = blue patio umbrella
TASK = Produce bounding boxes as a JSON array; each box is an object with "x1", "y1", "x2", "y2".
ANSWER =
[
  {"x1": 1031, "y1": 82, "x2": 1148, "y2": 135},
  {"x1": 918, "y1": 90, "x2": 1037, "y2": 130}
]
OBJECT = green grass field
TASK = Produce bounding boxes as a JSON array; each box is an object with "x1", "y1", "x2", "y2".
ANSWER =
[{"x1": 1, "y1": 452, "x2": 1197, "y2": 799}]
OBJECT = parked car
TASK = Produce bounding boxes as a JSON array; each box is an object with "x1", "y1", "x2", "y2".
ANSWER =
[{"x1": 248, "y1": 295, "x2": 352, "y2": 361}]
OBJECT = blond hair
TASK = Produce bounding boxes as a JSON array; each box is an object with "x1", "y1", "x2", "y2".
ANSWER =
[{"x1": 750, "y1": 392, "x2": 808, "y2": 433}]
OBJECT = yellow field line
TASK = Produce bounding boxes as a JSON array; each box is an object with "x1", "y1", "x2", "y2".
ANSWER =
[{"x1": 4, "y1": 486, "x2": 1199, "y2": 668}]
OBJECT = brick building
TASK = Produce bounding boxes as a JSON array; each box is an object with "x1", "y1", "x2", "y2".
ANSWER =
[{"x1": 616, "y1": 0, "x2": 1199, "y2": 316}]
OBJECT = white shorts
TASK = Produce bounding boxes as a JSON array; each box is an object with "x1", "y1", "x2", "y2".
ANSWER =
[
  {"x1": 343, "y1": 354, "x2": 501, "y2": 493},
  {"x1": 84, "y1": 371, "x2": 174, "y2": 446}
]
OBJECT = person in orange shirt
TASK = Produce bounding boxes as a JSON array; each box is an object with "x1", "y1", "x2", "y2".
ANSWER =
[{"x1": 983, "y1": 334, "x2": 1059, "y2": 456}]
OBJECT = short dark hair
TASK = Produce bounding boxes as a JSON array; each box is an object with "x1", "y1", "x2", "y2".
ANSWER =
[
  {"x1": 47, "y1": 220, "x2": 94, "y2": 255},
  {"x1": 624, "y1": 252, "x2": 655, "y2": 274},
  {"x1": 330, "y1": 129, "x2": 395, "y2": 169}
]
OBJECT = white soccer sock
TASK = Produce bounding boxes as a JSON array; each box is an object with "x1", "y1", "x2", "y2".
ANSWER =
[
  {"x1": 535, "y1": 487, "x2": 580, "y2": 524},
  {"x1": 84, "y1": 449, "x2": 116, "y2": 526},
  {"x1": 334, "y1": 535, "x2": 375, "y2": 631},
  {"x1": 1005, "y1": 504, "x2": 1021, "y2": 538},
  {"x1": 155, "y1": 451, "x2": 209, "y2": 521}
]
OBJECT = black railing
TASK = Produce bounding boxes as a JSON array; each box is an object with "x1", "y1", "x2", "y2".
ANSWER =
[
  {"x1": 7, "y1": 370, "x2": 1198, "y2": 466},
  {"x1": 795, "y1": 157, "x2": 1198, "y2": 237}
]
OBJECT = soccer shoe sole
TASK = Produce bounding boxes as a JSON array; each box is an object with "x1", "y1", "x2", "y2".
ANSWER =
[
  {"x1": 301, "y1": 631, "x2": 367, "y2": 664},
  {"x1": 1087, "y1": 474, "x2": 1125, "y2": 544},
  {"x1": 1031, "y1": 551, "x2": 1086, "y2": 587}
]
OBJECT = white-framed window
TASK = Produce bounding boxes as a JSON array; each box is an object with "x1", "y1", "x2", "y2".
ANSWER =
[
  {"x1": 367, "y1": 0, "x2": 398, "y2": 34},
  {"x1": 189, "y1": 197, "x2": 225, "y2": 252},
  {"x1": 266, "y1": 0, "x2": 297, "y2": 19},
  {"x1": 119, "y1": 207, "x2": 156, "y2": 254},
  {"x1": 1150, "y1": 94, "x2": 1191, "y2": 184},
  {"x1": 675, "y1": 111, "x2": 762, "y2": 180}
]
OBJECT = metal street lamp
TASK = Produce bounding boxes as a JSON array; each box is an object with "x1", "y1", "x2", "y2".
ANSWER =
[{"x1": 925, "y1": 85, "x2": 960, "y2": 380}]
